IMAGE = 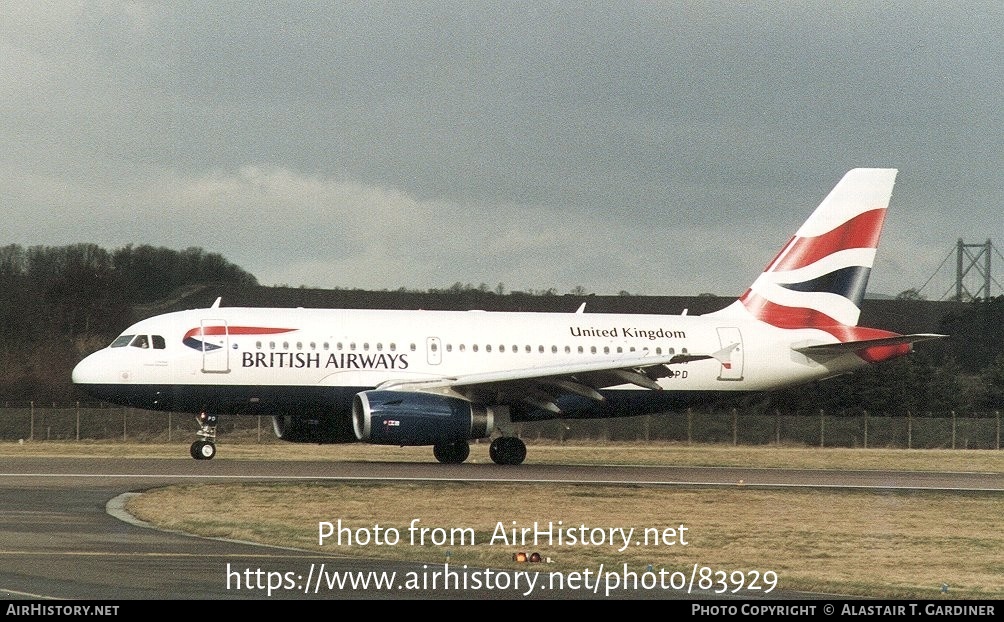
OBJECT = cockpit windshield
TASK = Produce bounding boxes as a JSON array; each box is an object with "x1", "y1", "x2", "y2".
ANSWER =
[
  {"x1": 109, "y1": 334, "x2": 166, "y2": 349},
  {"x1": 110, "y1": 335, "x2": 134, "y2": 348}
]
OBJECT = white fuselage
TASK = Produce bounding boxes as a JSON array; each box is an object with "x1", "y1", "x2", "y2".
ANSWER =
[{"x1": 72, "y1": 306, "x2": 863, "y2": 403}]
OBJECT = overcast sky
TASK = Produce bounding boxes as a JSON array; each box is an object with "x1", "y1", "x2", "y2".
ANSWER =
[{"x1": 3, "y1": 1, "x2": 1002, "y2": 298}]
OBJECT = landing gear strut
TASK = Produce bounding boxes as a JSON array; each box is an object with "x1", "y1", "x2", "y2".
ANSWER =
[
  {"x1": 190, "y1": 412, "x2": 218, "y2": 460},
  {"x1": 489, "y1": 436, "x2": 526, "y2": 465}
]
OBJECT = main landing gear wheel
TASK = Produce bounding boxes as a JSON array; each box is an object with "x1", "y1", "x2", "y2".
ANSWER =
[
  {"x1": 191, "y1": 412, "x2": 219, "y2": 460},
  {"x1": 489, "y1": 437, "x2": 526, "y2": 465},
  {"x1": 190, "y1": 440, "x2": 216, "y2": 460},
  {"x1": 433, "y1": 440, "x2": 471, "y2": 464}
]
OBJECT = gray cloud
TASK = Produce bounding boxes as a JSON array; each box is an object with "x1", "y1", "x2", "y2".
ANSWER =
[{"x1": 3, "y1": 1, "x2": 1002, "y2": 298}]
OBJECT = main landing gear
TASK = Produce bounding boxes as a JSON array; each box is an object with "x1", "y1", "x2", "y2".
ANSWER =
[
  {"x1": 433, "y1": 440, "x2": 470, "y2": 464},
  {"x1": 190, "y1": 412, "x2": 218, "y2": 460},
  {"x1": 489, "y1": 436, "x2": 526, "y2": 465},
  {"x1": 430, "y1": 437, "x2": 527, "y2": 465}
]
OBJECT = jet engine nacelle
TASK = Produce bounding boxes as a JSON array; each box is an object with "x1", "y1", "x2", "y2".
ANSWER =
[
  {"x1": 272, "y1": 412, "x2": 356, "y2": 444},
  {"x1": 352, "y1": 390, "x2": 494, "y2": 446}
]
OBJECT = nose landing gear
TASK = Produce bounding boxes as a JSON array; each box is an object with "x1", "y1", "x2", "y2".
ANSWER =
[{"x1": 190, "y1": 412, "x2": 218, "y2": 460}]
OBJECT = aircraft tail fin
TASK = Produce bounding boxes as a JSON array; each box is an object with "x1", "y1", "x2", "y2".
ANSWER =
[{"x1": 711, "y1": 168, "x2": 897, "y2": 330}]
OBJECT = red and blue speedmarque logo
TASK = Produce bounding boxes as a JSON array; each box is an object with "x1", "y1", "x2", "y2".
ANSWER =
[{"x1": 183, "y1": 326, "x2": 296, "y2": 351}]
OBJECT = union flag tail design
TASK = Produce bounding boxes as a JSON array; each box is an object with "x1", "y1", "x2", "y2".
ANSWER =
[{"x1": 713, "y1": 168, "x2": 897, "y2": 332}]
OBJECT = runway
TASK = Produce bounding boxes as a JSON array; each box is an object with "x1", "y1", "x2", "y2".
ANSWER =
[{"x1": 0, "y1": 457, "x2": 999, "y2": 601}]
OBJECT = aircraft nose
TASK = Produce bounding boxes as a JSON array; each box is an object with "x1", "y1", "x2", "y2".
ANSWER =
[
  {"x1": 72, "y1": 353, "x2": 96, "y2": 385},
  {"x1": 72, "y1": 350, "x2": 116, "y2": 385}
]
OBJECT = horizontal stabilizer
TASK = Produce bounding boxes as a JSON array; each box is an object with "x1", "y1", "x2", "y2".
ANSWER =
[{"x1": 793, "y1": 333, "x2": 945, "y2": 355}]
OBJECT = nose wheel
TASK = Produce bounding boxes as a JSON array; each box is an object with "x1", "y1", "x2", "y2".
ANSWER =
[
  {"x1": 190, "y1": 440, "x2": 216, "y2": 460},
  {"x1": 190, "y1": 412, "x2": 218, "y2": 460}
]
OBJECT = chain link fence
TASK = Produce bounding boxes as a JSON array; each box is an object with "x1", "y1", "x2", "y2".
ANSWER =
[{"x1": 1, "y1": 402, "x2": 1000, "y2": 449}]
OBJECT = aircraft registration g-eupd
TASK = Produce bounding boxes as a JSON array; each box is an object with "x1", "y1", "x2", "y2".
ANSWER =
[{"x1": 72, "y1": 168, "x2": 941, "y2": 464}]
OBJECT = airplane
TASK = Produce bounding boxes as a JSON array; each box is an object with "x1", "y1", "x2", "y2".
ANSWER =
[{"x1": 71, "y1": 168, "x2": 942, "y2": 464}]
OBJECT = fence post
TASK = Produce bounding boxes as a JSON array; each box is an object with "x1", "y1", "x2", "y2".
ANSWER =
[
  {"x1": 76, "y1": 401, "x2": 80, "y2": 441},
  {"x1": 731, "y1": 408, "x2": 737, "y2": 446},
  {"x1": 863, "y1": 410, "x2": 868, "y2": 449},
  {"x1": 123, "y1": 408, "x2": 127, "y2": 442},
  {"x1": 907, "y1": 411, "x2": 912, "y2": 449},
  {"x1": 997, "y1": 411, "x2": 1000, "y2": 451},
  {"x1": 258, "y1": 415, "x2": 262, "y2": 443},
  {"x1": 775, "y1": 410, "x2": 780, "y2": 445},
  {"x1": 819, "y1": 409, "x2": 825, "y2": 448},
  {"x1": 951, "y1": 410, "x2": 956, "y2": 450},
  {"x1": 30, "y1": 401, "x2": 35, "y2": 441}
]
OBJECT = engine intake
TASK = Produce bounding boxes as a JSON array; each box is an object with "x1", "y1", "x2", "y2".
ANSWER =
[{"x1": 353, "y1": 390, "x2": 493, "y2": 446}]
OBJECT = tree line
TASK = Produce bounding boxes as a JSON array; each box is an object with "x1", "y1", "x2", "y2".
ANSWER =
[{"x1": 0, "y1": 244, "x2": 257, "y2": 400}]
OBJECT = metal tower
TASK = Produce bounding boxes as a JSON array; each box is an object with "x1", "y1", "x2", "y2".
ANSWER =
[{"x1": 955, "y1": 239, "x2": 992, "y2": 301}]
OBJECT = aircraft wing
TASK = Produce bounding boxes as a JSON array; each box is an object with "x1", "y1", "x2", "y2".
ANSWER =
[{"x1": 376, "y1": 344, "x2": 738, "y2": 414}]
